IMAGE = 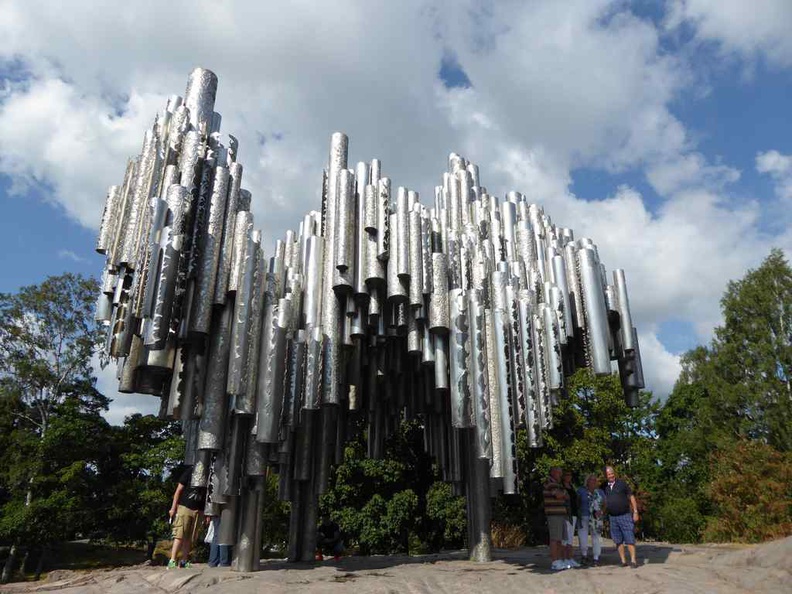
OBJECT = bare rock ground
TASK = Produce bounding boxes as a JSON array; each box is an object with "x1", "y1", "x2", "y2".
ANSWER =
[{"x1": 2, "y1": 536, "x2": 790, "y2": 594}]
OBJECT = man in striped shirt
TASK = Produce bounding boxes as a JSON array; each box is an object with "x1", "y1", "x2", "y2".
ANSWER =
[{"x1": 543, "y1": 466, "x2": 572, "y2": 570}]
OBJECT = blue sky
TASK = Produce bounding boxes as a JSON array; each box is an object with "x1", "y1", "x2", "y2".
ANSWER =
[{"x1": 2, "y1": 0, "x2": 792, "y2": 420}]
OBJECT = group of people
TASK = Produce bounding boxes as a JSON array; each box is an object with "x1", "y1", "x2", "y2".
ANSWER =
[
  {"x1": 543, "y1": 465, "x2": 640, "y2": 571},
  {"x1": 167, "y1": 465, "x2": 231, "y2": 569},
  {"x1": 167, "y1": 462, "x2": 640, "y2": 571},
  {"x1": 166, "y1": 466, "x2": 344, "y2": 569}
]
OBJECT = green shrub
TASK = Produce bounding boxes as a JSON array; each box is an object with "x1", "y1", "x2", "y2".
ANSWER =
[
  {"x1": 655, "y1": 497, "x2": 705, "y2": 543},
  {"x1": 425, "y1": 482, "x2": 466, "y2": 549}
]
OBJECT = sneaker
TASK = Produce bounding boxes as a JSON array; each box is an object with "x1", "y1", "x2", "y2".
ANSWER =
[
  {"x1": 178, "y1": 560, "x2": 191, "y2": 569},
  {"x1": 621, "y1": 561, "x2": 629, "y2": 568},
  {"x1": 167, "y1": 560, "x2": 177, "y2": 569},
  {"x1": 592, "y1": 559, "x2": 600, "y2": 567},
  {"x1": 550, "y1": 560, "x2": 567, "y2": 571},
  {"x1": 630, "y1": 561, "x2": 639, "y2": 569},
  {"x1": 567, "y1": 559, "x2": 581, "y2": 568}
]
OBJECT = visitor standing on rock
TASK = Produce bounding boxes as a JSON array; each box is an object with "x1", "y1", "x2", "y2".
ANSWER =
[
  {"x1": 562, "y1": 470, "x2": 580, "y2": 567},
  {"x1": 167, "y1": 465, "x2": 207, "y2": 569},
  {"x1": 603, "y1": 466, "x2": 639, "y2": 568},
  {"x1": 543, "y1": 466, "x2": 573, "y2": 570},
  {"x1": 577, "y1": 474, "x2": 605, "y2": 566}
]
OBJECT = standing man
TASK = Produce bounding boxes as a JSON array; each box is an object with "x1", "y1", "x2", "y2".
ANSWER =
[
  {"x1": 543, "y1": 466, "x2": 572, "y2": 570},
  {"x1": 603, "y1": 466, "x2": 639, "y2": 568},
  {"x1": 167, "y1": 465, "x2": 207, "y2": 569}
]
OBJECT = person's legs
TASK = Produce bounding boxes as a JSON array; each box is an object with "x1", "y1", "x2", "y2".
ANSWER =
[
  {"x1": 547, "y1": 516, "x2": 564, "y2": 565},
  {"x1": 178, "y1": 510, "x2": 199, "y2": 566},
  {"x1": 549, "y1": 540, "x2": 561, "y2": 562},
  {"x1": 208, "y1": 517, "x2": 220, "y2": 566},
  {"x1": 180, "y1": 535, "x2": 192, "y2": 563},
  {"x1": 219, "y1": 545, "x2": 232, "y2": 567},
  {"x1": 612, "y1": 513, "x2": 636, "y2": 566},
  {"x1": 610, "y1": 515, "x2": 627, "y2": 564},
  {"x1": 170, "y1": 507, "x2": 188, "y2": 566},
  {"x1": 562, "y1": 518, "x2": 572, "y2": 559},
  {"x1": 620, "y1": 515, "x2": 637, "y2": 565},
  {"x1": 208, "y1": 542, "x2": 219, "y2": 567},
  {"x1": 169, "y1": 538, "x2": 183, "y2": 565},
  {"x1": 578, "y1": 517, "x2": 589, "y2": 559},
  {"x1": 592, "y1": 527, "x2": 601, "y2": 561},
  {"x1": 568, "y1": 516, "x2": 577, "y2": 559}
]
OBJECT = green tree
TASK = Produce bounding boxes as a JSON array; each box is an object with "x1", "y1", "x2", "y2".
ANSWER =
[
  {"x1": 656, "y1": 249, "x2": 792, "y2": 542},
  {"x1": 102, "y1": 414, "x2": 184, "y2": 559},
  {"x1": 0, "y1": 274, "x2": 108, "y2": 582},
  {"x1": 711, "y1": 249, "x2": 792, "y2": 451},
  {"x1": 704, "y1": 440, "x2": 792, "y2": 542}
]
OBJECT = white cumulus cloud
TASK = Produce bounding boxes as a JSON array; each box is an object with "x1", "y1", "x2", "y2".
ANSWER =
[
  {"x1": 667, "y1": 0, "x2": 792, "y2": 67},
  {"x1": 757, "y1": 149, "x2": 792, "y2": 200}
]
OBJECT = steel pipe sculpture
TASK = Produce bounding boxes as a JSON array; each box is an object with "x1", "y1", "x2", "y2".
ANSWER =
[{"x1": 95, "y1": 68, "x2": 645, "y2": 569}]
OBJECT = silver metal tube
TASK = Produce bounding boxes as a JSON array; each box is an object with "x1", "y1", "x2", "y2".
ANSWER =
[
  {"x1": 334, "y1": 168, "x2": 354, "y2": 286},
  {"x1": 376, "y1": 178, "x2": 390, "y2": 261},
  {"x1": 198, "y1": 299, "x2": 234, "y2": 450},
  {"x1": 190, "y1": 165, "x2": 230, "y2": 335},
  {"x1": 227, "y1": 225, "x2": 255, "y2": 396},
  {"x1": 120, "y1": 128, "x2": 161, "y2": 268},
  {"x1": 552, "y1": 254, "x2": 574, "y2": 339},
  {"x1": 578, "y1": 247, "x2": 611, "y2": 374},
  {"x1": 614, "y1": 269, "x2": 636, "y2": 352},
  {"x1": 467, "y1": 291, "x2": 492, "y2": 459},
  {"x1": 448, "y1": 288, "x2": 473, "y2": 428},
  {"x1": 184, "y1": 67, "x2": 218, "y2": 132},
  {"x1": 396, "y1": 187, "x2": 410, "y2": 279},
  {"x1": 354, "y1": 162, "x2": 369, "y2": 297},
  {"x1": 214, "y1": 161, "x2": 242, "y2": 303},
  {"x1": 303, "y1": 236, "x2": 324, "y2": 329},
  {"x1": 96, "y1": 185, "x2": 121, "y2": 254},
  {"x1": 228, "y1": 209, "x2": 251, "y2": 295},
  {"x1": 409, "y1": 206, "x2": 423, "y2": 307},
  {"x1": 517, "y1": 296, "x2": 541, "y2": 447},
  {"x1": 387, "y1": 212, "x2": 408, "y2": 303},
  {"x1": 256, "y1": 297, "x2": 291, "y2": 442},
  {"x1": 429, "y1": 253, "x2": 449, "y2": 333},
  {"x1": 236, "y1": 240, "x2": 266, "y2": 415},
  {"x1": 433, "y1": 333, "x2": 449, "y2": 391}
]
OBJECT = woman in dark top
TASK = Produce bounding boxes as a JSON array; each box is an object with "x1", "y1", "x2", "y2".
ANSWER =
[{"x1": 562, "y1": 471, "x2": 580, "y2": 567}]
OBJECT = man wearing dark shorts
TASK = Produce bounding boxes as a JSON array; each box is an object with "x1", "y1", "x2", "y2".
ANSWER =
[{"x1": 603, "y1": 466, "x2": 639, "y2": 568}]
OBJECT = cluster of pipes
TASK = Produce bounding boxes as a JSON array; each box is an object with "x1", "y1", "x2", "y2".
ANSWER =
[{"x1": 95, "y1": 68, "x2": 644, "y2": 569}]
